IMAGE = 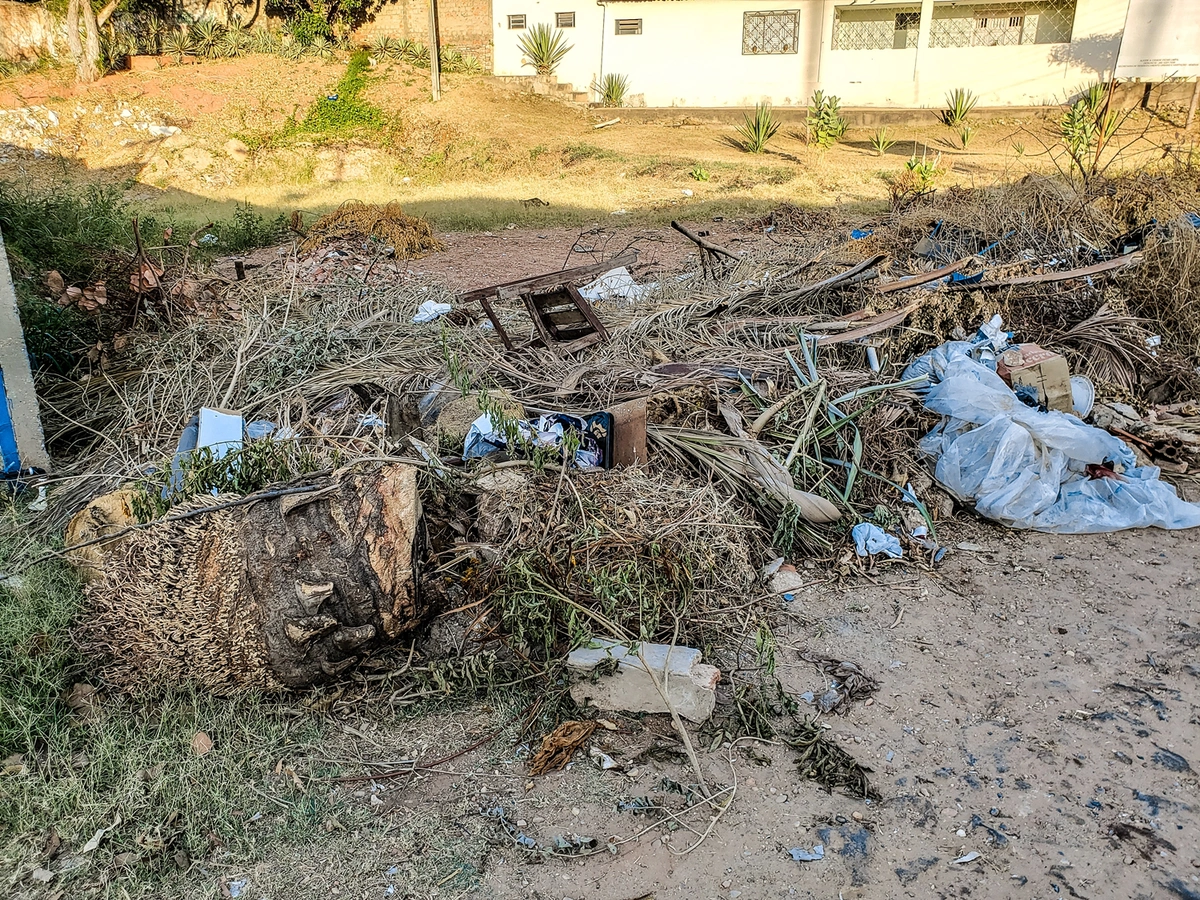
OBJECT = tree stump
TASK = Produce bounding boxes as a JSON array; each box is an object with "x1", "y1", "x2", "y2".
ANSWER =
[{"x1": 74, "y1": 464, "x2": 427, "y2": 692}]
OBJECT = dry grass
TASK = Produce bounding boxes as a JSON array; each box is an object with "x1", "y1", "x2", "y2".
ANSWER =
[{"x1": 300, "y1": 200, "x2": 443, "y2": 257}]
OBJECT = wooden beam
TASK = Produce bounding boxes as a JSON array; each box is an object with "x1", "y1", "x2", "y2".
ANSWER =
[
  {"x1": 670, "y1": 220, "x2": 739, "y2": 261},
  {"x1": 458, "y1": 250, "x2": 639, "y2": 304},
  {"x1": 968, "y1": 251, "x2": 1142, "y2": 290}
]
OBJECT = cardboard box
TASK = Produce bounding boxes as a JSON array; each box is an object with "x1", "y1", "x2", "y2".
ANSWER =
[{"x1": 996, "y1": 344, "x2": 1073, "y2": 414}]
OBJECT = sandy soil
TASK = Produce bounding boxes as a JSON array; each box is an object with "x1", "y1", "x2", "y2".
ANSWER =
[{"x1": 186, "y1": 519, "x2": 1199, "y2": 900}]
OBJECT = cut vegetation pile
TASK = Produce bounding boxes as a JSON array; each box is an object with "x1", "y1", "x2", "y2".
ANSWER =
[{"x1": 300, "y1": 200, "x2": 443, "y2": 256}]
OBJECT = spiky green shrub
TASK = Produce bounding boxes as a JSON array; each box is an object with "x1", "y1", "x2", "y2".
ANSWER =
[
  {"x1": 869, "y1": 126, "x2": 896, "y2": 156},
  {"x1": 162, "y1": 30, "x2": 194, "y2": 60},
  {"x1": 596, "y1": 72, "x2": 630, "y2": 107},
  {"x1": 517, "y1": 23, "x2": 572, "y2": 76},
  {"x1": 940, "y1": 88, "x2": 978, "y2": 128},
  {"x1": 191, "y1": 19, "x2": 225, "y2": 58},
  {"x1": 737, "y1": 103, "x2": 780, "y2": 153}
]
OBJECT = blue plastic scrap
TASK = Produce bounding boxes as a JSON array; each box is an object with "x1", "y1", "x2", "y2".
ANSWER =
[
  {"x1": 851, "y1": 523, "x2": 903, "y2": 559},
  {"x1": 789, "y1": 844, "x2": 825, "y2": 862},
  {"x1": 851, "y1": 228, "x2": 874, "y2": 240}
]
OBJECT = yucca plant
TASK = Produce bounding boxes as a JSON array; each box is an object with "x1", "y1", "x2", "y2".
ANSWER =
[
  {"x1": 904, "y1": 152, "x2": 939, "y2": 191},
  {"x1": 1079, "y1": 82, "x2": 1107, "y2": 117},
  {"x1": 162, "y1": 30, "x2": 194, "y2": 61},
  {"x1": 594, "y1": 72, "x2": 630, "y2": 107},
  {"x1": 439, "y1": 47, "x2": 464, "y2": 71},
  {"x1": 957, "y1": 124, "x2": 975, "y2": 149},
  {"x1": 940, "y1": 88, "x2": 978, "y2": 128},
  {"x1": 806, "y1": 90, "x2": 847, "y2": 149},
  {"x1": 737, "y1": 103, "x2": 780, "y2": 153},
  {"x1": 517, "y1": 23, "x2": 573, "y2": 76},
  {"x1": 869, "y1": 126, "x2": 896, "y2": 156},
  {"x1": 281, "y1": 41, "x2": 305, "y2": 60}
]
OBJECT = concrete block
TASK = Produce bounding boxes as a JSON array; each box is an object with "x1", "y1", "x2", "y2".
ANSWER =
[{"x1": 567, "y1": 638, "x2": 720, "y2": 723}]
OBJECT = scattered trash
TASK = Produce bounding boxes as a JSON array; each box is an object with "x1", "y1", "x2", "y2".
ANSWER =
[
  {"x1": 851, "y1": 523, "x2": 903, "y2": 559},
  {"x1": 413, "y1": 299, "x2": 452, "y2": 323},
  {"x1": 1070, "y1": 375, "x2": 1095, "y2": 417},
  {"x1": 225, "y1": 878, "x2": 249, "y2": 898},
  {"x1": 851, "y1": 229, "x2": 874, "y2": 240},
  {"x1": 589, "y1": 746, "x2": 619, "y2": 770},
  {"x1": 567, "y1": 639, "x2": 721, "y2": 723},
  {"x1": 918, "y1": 348, "x2": 1200, "y2": 532},
  {"x1": 578, "y1": 266, "x2": 651, "y2": 304},
  {"x1": 789, "y1": 844, "x2": 825, "y2": 861},
  {"x1": 952, "y1": 851, "x2": 981, "y2": 864},
  {"x1": 462, "y1": 411, "x2": 605, "y2": 467}
]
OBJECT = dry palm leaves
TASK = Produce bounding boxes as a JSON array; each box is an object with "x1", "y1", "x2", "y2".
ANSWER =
[
  {"x1": 528, "y1": 720, "x2": 597, "y2": 775},
  {"x1": 301, "y1": 201, "x2": 444, "y2": 258},
  {"x1": 786, "y1": 719, "x2": 879, "y2": 800},
  {"x1": 1053, "y1": 304, "x2": 1155, "y2": 392}
]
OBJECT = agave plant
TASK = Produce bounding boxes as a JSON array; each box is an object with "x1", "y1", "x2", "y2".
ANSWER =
[
  {"x1": 596, "y1": 72, "x2": 630, "y2": 107},
  {"x1": 940, "y1": 87, "x2": 978, "y2": 128},
  {"x1": 737, "y1": 103, "x2": 780, "y2": 153},
  {"x1": 439, "y1": 47, "x2": 464, "y2": 71},
  {"x1": 869, "y1": 126, "x2": 897, "y2": 156},
  {"x1": 220, "y1": 26, "x2": 251, "y2": 58},
  {"x1": 373, "y1": 35, "x2": 400, "y2": 59},
  {"x1": 250, "y1": 27, "x2": 278, "y2": 54},
  {"x1": 308, "y1": 35, "x2": 334, "y2": 59},
  {"x1": 162, "y1": 30, "x2": 195, "y2": 60},
  {"x1": 403, "y1": 40, "x2": 431, "y2": 67},
  {"x1": 517, "y1": 23, "x2": 572, "y2": 76},
  {"x1": 191, "y1": 19, "x2": 225, "y2": 58},
  {"x1": 281, "y1": 41, "x2": 305, "y2": 61}
]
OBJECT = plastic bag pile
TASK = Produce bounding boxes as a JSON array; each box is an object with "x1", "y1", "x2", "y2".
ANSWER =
[{"x1": 909, "y1": 337, "x2": 1200, "y2": 534}]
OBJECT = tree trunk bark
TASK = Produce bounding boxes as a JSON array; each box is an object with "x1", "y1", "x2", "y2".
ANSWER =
[
  {"x1": 73, "y1": 465, "x2": 430, "y2": 693},
  {"x1": 78, "y1": 0, "x2": 102, "y2": 84},
  {"x1": 66, "y1": 0, "x2": 83, "y2": 62}
]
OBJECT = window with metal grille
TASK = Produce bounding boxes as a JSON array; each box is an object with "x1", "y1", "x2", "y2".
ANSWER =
[
  {"x1": 929, "y1": 1, "x2": 1075, "y2": 48},
  {"x1": 507, "y1": 14, "x2": 526, "y2": 29},
  {"x1": 556, "y1": 11, "x2": 575, "y2": 28},
  {"x1": 614, "y1": 18, "x2": 642, "y2": 35},
  {"x1": 832, "y1": 5, "x2": 921, "y2": 50},
  {"x1": 742, "y1": 10, "x2": 800, "y2": 55}
]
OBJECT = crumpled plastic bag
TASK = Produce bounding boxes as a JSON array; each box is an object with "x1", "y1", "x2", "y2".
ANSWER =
[
  {"x1": 851, "y1": 522, "x2": 903, "y2": 558},
  {"x1": 413, "y1": 300, "x2": 452, "y2": 323},
  {"x1": 917, "y1": 350, "x2": 1200, "y2": 533}
]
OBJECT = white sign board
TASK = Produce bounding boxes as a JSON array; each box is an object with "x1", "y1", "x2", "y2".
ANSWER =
[{"x1": 1115, "y1": 0, "x2": 1200, "y2": 80}]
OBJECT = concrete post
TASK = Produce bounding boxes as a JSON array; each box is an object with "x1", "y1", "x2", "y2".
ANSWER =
[
  {"x1": 914, "y1": 0, "x2": 934, "y2": 107},
  {"x1": 0, "y1": 226, "x2": 51, "y2": 473}
]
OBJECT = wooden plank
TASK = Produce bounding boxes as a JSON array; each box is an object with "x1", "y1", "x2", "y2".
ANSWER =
[
  {"x1": 545, "y1": 308, "x2": 589, "y2": 327},
  {"x1": 461, "y1": 250, "x2": 639, "y2": 304},
  {"x1": 522, "y1": 292, "x2": 559, "y2": 351},
  {"x1": 560, "y1": 332, "x2": 604, "y2": 354},
  {"x1": 566, "y1": 283, "x2": 610, "y2": 341},
  {"x1": 478, "y1": 293, "x2": 514, "y2": 351},
  {"x1": 877, "y1": 256, "x2": 972, "y2": 294},
  {"x1": 815, "y1": 306, "x2": 914, "y2": 345},
  {"x1": 670, "y1": 220, "x2": 740, "y2": 261},
  {"x1": 968, "y1": 251, "x2": 1142, "y2": 290},
  {"x1": 606, "y1": 399, "x2": 648, "y2": 468},
  {"x1": 785, "y1": 254, "x2": 887, "y2": 298}
]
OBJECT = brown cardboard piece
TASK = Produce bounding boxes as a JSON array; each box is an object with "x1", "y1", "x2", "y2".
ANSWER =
[
  {"x1": 606, "y1": 399, "x2": 648, "y2": 467},
  {"x1": 996, "y1": 344, "x2": 1074, "y2": 415}
]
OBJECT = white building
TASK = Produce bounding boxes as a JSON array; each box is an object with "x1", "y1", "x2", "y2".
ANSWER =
[{"x1": 490, "y1": 0, "x2": 1137, "y2": 107}]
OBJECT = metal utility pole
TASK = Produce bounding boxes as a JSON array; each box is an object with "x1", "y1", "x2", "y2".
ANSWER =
[{"x1": 428, "y1": 0, "x2": 441, "y2": 101}]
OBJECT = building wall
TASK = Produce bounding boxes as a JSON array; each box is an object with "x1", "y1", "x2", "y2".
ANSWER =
[
  {"x1": 0, "y1": 1, "x2": 57, "y2": 62},
  {"x1": 357, "y1": 0, "x2": 494, "y2": 66},
  {"x1": 492, "y1": 0, "x2": 1133, "y2": 107},
  {"x1": 820, "y1": 0, "x2": 1130, "y2": 107}
]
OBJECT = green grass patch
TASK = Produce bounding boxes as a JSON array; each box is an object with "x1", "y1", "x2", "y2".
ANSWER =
[{"x1": 288, "y1": 50, "x2": 386, "y2": 139}]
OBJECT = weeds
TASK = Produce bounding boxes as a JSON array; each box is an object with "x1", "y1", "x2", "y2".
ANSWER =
[
  {"x1": 940, "y1": 87, "x2": 978, "y2": 128},
  {"x1": 869, "y1": 126, "x2": 897, "y2": 156},
  {"x1": 291, "y1": 50, "x2": 386, "y2": 137},
  {"x1": 806, "y1": 91, "x2": 847, "y2": 149},
  {"x1": 1058, "y1": 81, "x2": 1129, "y2": 180},
  {"x1": 690, "y1": 164, "x2": 711, "y2": 182},
  {"x1": 958, "y1": 124, "x2": 976, "y2": 150},
  {"x1": 737, "y1": 104, "x2": 781, "y2": 154},
  {"x1": 517, "y1": 23, "x2": 573, "y2": 76}
]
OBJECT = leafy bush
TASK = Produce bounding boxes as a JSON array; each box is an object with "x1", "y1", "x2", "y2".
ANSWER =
[
  {"x1": 596, "y1": 73, "x2": 630, "y2": 107},
  {"x1": 690, "y1": 164, "x2": 710, "y2": 182},
  {"x1": 285, "y1": 10, "x2": 332, "y2": 48},
  {"x1": 218, "y1": 203, "x2": 288, "y2": 253},
  {"x1": 940, "y1": 88, "x2": 978, "y2": 128},
  {"x1": 904, "y1": 153, "x2": 939, "y2": 191},
  {"x1": 806, "y1": 91, "x2": 847, "y2": 149},
  {"x1": 737, "y1": 103, "x2": 780, "y2": 154},
  {"x1": 191, "y1": 19, "x2": 225, "y2": 58},
  {"x1": 517, "y1": 23, "x2": 573, "y2": 76}
]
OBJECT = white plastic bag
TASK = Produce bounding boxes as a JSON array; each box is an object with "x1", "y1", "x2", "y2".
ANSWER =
[{"x1": 918, "y1": 351, "x2": 1200, "y2": 533}]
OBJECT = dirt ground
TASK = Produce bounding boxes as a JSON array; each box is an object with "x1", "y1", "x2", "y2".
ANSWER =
[{"x1": 145, "y1": 517, "x2": 1198, "y2": 900}]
